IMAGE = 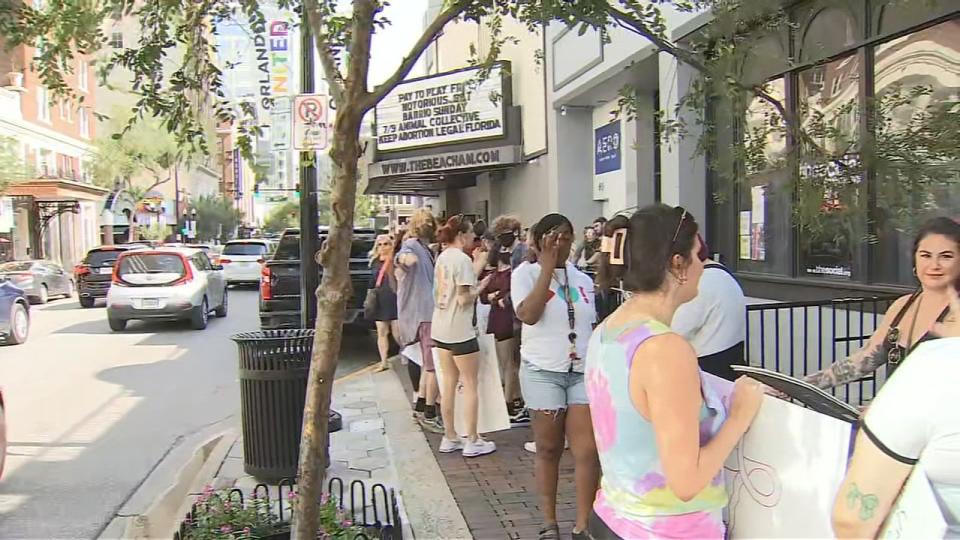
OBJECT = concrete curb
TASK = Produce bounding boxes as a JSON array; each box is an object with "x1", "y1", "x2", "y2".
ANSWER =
[
  {"x1": 376, "y1": 363, "x2": 472, "y2": 540},
  {"x1": 98, "y1": 421, "x2": 239, "y2": 539}
]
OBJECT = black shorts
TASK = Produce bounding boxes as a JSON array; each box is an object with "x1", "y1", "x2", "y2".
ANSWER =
[{"x1": 433, "y1": 338, "x2": 480, "y2": 356}]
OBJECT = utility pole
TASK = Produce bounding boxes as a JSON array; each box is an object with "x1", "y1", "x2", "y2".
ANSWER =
[{"x1": 298, "y1": 19, "x2": 320, "y2": 329}]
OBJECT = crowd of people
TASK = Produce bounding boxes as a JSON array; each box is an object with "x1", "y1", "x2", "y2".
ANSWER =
[{"x1": 362, "y1": 204, "x2": 960, "y2": 539}]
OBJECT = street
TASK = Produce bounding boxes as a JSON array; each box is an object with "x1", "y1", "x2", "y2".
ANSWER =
[{"x1": 0, "y1": 288, "x2": 378, "y2": 539}]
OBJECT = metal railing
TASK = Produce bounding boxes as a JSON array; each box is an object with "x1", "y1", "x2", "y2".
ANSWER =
[
  {"x1": 605, "y1": 285, "x2": 899, "y2": 406},
  {"x1": 173, "y1": 477, "x2": 402, "y2": 540},
  {"x1": 745, "y1": 295, "x2": 899, "y2": 406}
]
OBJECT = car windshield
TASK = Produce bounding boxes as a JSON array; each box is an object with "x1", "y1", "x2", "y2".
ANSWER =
[
  {"x1": 271, "y1": 233, "x2": 374, "y2": 261},
  {"x1": 117, "y1": 254, "x2": 186, "y2": 286},
  {"x1": 222, "y1": 243, "x2": 267, "y2": 256},
  {"x1": 0, "y1": 261, "x2": 35, "y2": 272},
  {"x1": 85, "y1": 249, "x2": 126, "y2": 267}
]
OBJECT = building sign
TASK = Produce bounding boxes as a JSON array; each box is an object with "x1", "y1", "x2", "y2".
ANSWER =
[
  {"x1": 370, "y1": 146, "x2": 519, "y2": 178},
  {"x1": 594, "y1": 120, "x2": 621, "y2": 174},
  {"x1": 268, "y1": 21, "x2": 291, "y2": 96},
  {"x1": 375, "y1": 65, "x2": 506, "y2": 152},
  {"x1": 293, "y1": 94, "x2": 331, "y2": 151},
  {"x1": 233, "y1": 148, "x2": 243, "y2": 200}
]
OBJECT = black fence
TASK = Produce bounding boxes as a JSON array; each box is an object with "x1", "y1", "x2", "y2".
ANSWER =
[
  {"x1": 606, "y1": 286, "x2": 899, "y2": 406},
  {"x1": 173, "y1": 477, "x2": 403, "y2": 540},
  {"x1": 745, "y1": 295, "x2": 899, "y2": 406}
]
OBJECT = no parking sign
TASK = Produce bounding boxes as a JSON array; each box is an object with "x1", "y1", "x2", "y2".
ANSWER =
[{"x1": 293, "y1": 94, "x2": 331, "y2": 151}]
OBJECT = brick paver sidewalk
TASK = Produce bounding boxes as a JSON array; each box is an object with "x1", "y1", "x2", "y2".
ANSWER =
[{"x1": 425, "y1": 428, "x2": 579, "y2": 540}]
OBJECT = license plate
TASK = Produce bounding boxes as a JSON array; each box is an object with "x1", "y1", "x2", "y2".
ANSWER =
[
  {"x1": 142, "y1": 298, "x2": 160, "y2": 309},
  {"x1": 99, "y1": 267, "x2": 112, "y2": 275}
]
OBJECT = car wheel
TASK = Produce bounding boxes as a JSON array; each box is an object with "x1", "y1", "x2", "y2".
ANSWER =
[
  {"x1": 37, "y1": 284, "x2": 49, "y2": 305},
  {"x1": 190, "y1": 297, "x2": 209, "y2": 330},
  {"x1": 108, "y1": 316, "x2": 127, "y2": 332},
  {"x1": 214, "y1": 288, "x2": 228, "y2": 318},
  {"x1": 6, "y1": 303, "x2": 29, "y2": 345},
  {"x1": 79, "y1": 296, "x2": 95, "y2": 308}
]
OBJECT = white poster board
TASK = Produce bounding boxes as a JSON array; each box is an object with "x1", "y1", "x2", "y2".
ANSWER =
[
  {"x1": 723, "y1": 396, "x2": 852, "y2": 538},
  {"x1": 880, "y1": 466, "x2": 947, "y2": 539},
  {"x1": 434, "y1": 334, "x2": 510, "y2": 435}
]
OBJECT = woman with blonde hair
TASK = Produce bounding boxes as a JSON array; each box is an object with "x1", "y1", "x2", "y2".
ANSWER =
[{"x1": 370, "y1": 233, "x2": 400, "y2": 372}]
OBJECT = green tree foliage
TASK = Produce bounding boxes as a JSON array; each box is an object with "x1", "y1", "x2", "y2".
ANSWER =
[
  {"x1": 262, "y1": 200, "x2": 299, "y2": 234},
  {"x1": 192, "y1": 195, "x2": 241, "y2": 242},
  {"x1": 0, "y1": 136, "x2": 30, "y2": 192}
]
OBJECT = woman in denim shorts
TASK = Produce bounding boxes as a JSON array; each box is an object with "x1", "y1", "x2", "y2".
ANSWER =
[{"x1": 511, "y1": 214, "x2": 599, "y2": 540}]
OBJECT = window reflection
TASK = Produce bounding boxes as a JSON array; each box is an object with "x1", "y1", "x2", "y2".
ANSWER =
[
  {"x1": 873, "y1": 19, "x2": 960, "y2": 285},
  {"x1": 797, "y1": 54, "x2": 862, "y2": 279},
  {"x1": 738, "y1": 78, "x2": 791, "y2": 276}
]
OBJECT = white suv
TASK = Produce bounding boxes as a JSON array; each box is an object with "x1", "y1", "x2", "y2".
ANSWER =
[
  {"x1": 106, "y1": 248, "x2": 227, "y2": 331},
  {"x1": 219, "y1": 240, "x2": 272, "y2": 285}
]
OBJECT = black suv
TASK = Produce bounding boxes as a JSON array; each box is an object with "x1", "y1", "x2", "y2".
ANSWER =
[
  {"x1": 76, "y1": 245, "x2": 145, "y2": 308},
  {"x1": 259, "y1": 227, "x2": 376, "y2": 329}
]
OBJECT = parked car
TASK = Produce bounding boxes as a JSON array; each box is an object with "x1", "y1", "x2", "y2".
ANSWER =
[
  {"x1": 75, "y1": 245, "x2": 146, "y2": 308},
  {"x1": 0, "y1": 277, "x2": 29, "y2": 345},
  {"x1": 219, "y1": 239, "x2": 273, "y2": 286},
  {"x1": 259, "y1": 227, "x2": 375, "y2": 329},
  {"x1": 0, "y1": 388, "x2": 6, "y2": 480},
  {"x1": 106, "y1": 247, "x2": 228, "y2": 331},
  {"x1": 0, "y1": 260, "x2": 73, "y2": 304}
]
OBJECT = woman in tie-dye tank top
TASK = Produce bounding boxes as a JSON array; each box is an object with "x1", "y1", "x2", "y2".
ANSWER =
[{"x1": 584, "y1": 205, "x2": 763, "y2": 539}]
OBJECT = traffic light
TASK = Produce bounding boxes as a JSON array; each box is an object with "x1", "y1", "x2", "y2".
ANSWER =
[
  {"x1": 294, "y1": 182, "x2": 300, "y2": 197},
  {"x1": 253, "y1": 183, "x2": 260, "y2": 197}
]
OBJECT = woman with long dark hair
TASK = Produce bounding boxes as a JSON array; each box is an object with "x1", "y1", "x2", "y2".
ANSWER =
[
  {"x1": 804, "y1": 216, "x2": 960, "y2": 389},
  {"x1": 584, "y1": 204, "x2": 762, "y2": 539},
  {"x1": 511, "y1": 213, "x2": 599, "y2": 540},
  {"x1": 480, "y1": 239, "x2": 525, "y2": 423}
]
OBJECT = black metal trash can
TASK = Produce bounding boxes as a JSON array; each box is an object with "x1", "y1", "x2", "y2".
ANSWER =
[{"x1": 231, "y1": 329, "x2": 342, "y2": 482}]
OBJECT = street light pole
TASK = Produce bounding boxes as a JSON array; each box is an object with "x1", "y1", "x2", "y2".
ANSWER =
[{"x1": 298, "y1": 17, "x2": 320, "y2": 329}]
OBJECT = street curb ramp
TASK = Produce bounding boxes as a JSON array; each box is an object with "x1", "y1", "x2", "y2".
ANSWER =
[{"x1": 99, "y1": 424, "x2": 238, "y2": 540}]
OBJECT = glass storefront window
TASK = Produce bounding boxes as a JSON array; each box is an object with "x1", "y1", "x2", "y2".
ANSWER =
[
  {"x1": 737, "y1": 78, "x2": 792, "y2": 276},
  {"x1": 797, "y1": 50, "x2": 863, "y2": 280},
  {"x1": 872, "y1": 18, "x2": 960, "y2": 285}
]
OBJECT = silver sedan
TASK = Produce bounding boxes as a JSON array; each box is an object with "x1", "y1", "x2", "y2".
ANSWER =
[{"x1": 0, "y1": 260, "x2": 74, "y2": 304}]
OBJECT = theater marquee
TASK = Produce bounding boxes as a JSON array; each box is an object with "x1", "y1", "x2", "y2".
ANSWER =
[{"x1": 375, "y1": 65, "x2": 507, "y2": 152}]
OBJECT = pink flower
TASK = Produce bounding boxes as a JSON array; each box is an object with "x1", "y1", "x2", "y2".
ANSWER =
[
  {"x1": 220, "y1": 525, "x2": 232, "y2": 534},
  {"x1": 585, "y1": 367, "x2": 617, "y2": 452},
  {"x1": 320, "y1": 492, "x2": 330, "y2": 505},
  {"x1": 223, "y1": 501, "x2": 232, "y2": 511},
  {"x1": 287, "y1": 491, "x2": 298, "y2": 500},
  {"x1": 203, "y1": 485, "x2": 215, "y2": 495}
]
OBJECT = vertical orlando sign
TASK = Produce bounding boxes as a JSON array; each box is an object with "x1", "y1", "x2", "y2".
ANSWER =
[{"x1": 252, "y1": 20, "x2": 291, "y2": 111}]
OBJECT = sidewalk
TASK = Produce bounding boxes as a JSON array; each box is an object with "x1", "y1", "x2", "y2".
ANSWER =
[
  {"x1": 207, "y1": 364, "x2": 471, "y2": 539},
  {"x1": 395, "y1": 365, "x2": 579, "y2": 540}
]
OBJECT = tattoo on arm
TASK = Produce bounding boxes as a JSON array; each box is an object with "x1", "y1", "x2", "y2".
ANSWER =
[
  {"x1": 805, "y1": 342, "x2": 888, "y2": 390},
  {"x1": 845, "y1": 483, "x2": 880, "y2": 522}
]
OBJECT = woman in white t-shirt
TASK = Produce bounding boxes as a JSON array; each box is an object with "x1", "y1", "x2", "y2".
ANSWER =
[
  {"x1": 511, "y1": 213, "x2": 599, "y2": 540},
  {"x1": 433, "y1": 215, "x2": 495, "y2": 458},
  {"x1": 833, "y1": 293, "x2": 960, "y2": 538}
]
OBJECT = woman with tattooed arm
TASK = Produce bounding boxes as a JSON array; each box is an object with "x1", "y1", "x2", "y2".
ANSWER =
[
  {"x1": 803, "y1": 217, "x2": 960, "y2": 390},
  {"x1": 833, "y1": 287, "x2": 960, "y2": 538}
]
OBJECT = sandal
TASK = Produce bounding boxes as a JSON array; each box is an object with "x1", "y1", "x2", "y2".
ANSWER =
[{"x1": 538, "y1": 523, "x2": 561, "y2": 540}]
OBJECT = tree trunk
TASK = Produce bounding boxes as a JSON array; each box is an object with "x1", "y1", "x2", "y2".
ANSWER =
[{"x1": 292, "y1": 106, "x2": 362, "y2": 539}]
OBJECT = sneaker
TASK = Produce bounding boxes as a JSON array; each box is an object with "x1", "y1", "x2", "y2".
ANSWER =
[
  {"x1": 417, "y1": 415, "x2": 445, "y2": 434},
  {"x1": 523, "y1": 439, "x2": 569, "y2": 453},
  {"x1": 463, "y1": 437, "x2": 496, "y2": 457},
  {"x1": 510, "y1": 407, "x2": 531, "y2": 426},
  {"x1": 438, "y1": 436, "x2": 464, "y2": 453}
]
